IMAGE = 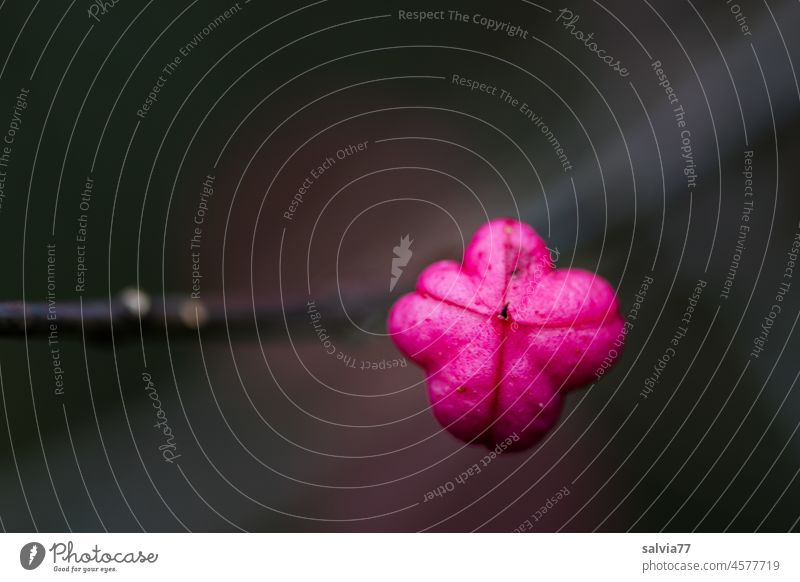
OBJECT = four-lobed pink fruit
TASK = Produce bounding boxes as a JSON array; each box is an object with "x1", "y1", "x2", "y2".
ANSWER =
[{"x1": 388, "y1": 218, "x2": 625, "y2": 450}]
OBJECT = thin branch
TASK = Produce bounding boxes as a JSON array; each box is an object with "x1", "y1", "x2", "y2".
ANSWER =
[{"x1": 0, "y1": 289, "x2": 389, "y2": 341}]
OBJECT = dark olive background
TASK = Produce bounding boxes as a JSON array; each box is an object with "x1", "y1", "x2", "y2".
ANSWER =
[{"x1": 0, "y1": 0, "x2": 798, "y2": 532}]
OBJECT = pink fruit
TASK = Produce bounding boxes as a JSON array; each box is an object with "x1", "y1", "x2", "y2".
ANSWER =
[{"x1": 388, "y1": 218, "x2": 624, "y2": 450}]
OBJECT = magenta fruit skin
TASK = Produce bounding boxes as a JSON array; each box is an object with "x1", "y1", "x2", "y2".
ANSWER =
[{"x1": 388, "y1": 218, "x2": 625, "y2": 450}]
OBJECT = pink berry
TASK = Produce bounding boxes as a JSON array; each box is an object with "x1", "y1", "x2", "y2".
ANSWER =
[{"x1": 388, "y1": 218, "x2": 625, "y2": 450}]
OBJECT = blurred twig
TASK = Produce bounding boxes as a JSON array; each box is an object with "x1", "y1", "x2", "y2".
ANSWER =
[{"x1": 0, "y1": 288, "x2": 387, "y2": 341}]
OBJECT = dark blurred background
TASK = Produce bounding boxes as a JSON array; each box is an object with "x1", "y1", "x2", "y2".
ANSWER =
[{"x1": 0, "y1": 0, "x2": 798, "y2": 532}]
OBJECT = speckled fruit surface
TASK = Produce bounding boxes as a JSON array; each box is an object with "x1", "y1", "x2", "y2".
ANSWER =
[{"x1": 388, "y1": 218, "x2": 625, "y2": 450}]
